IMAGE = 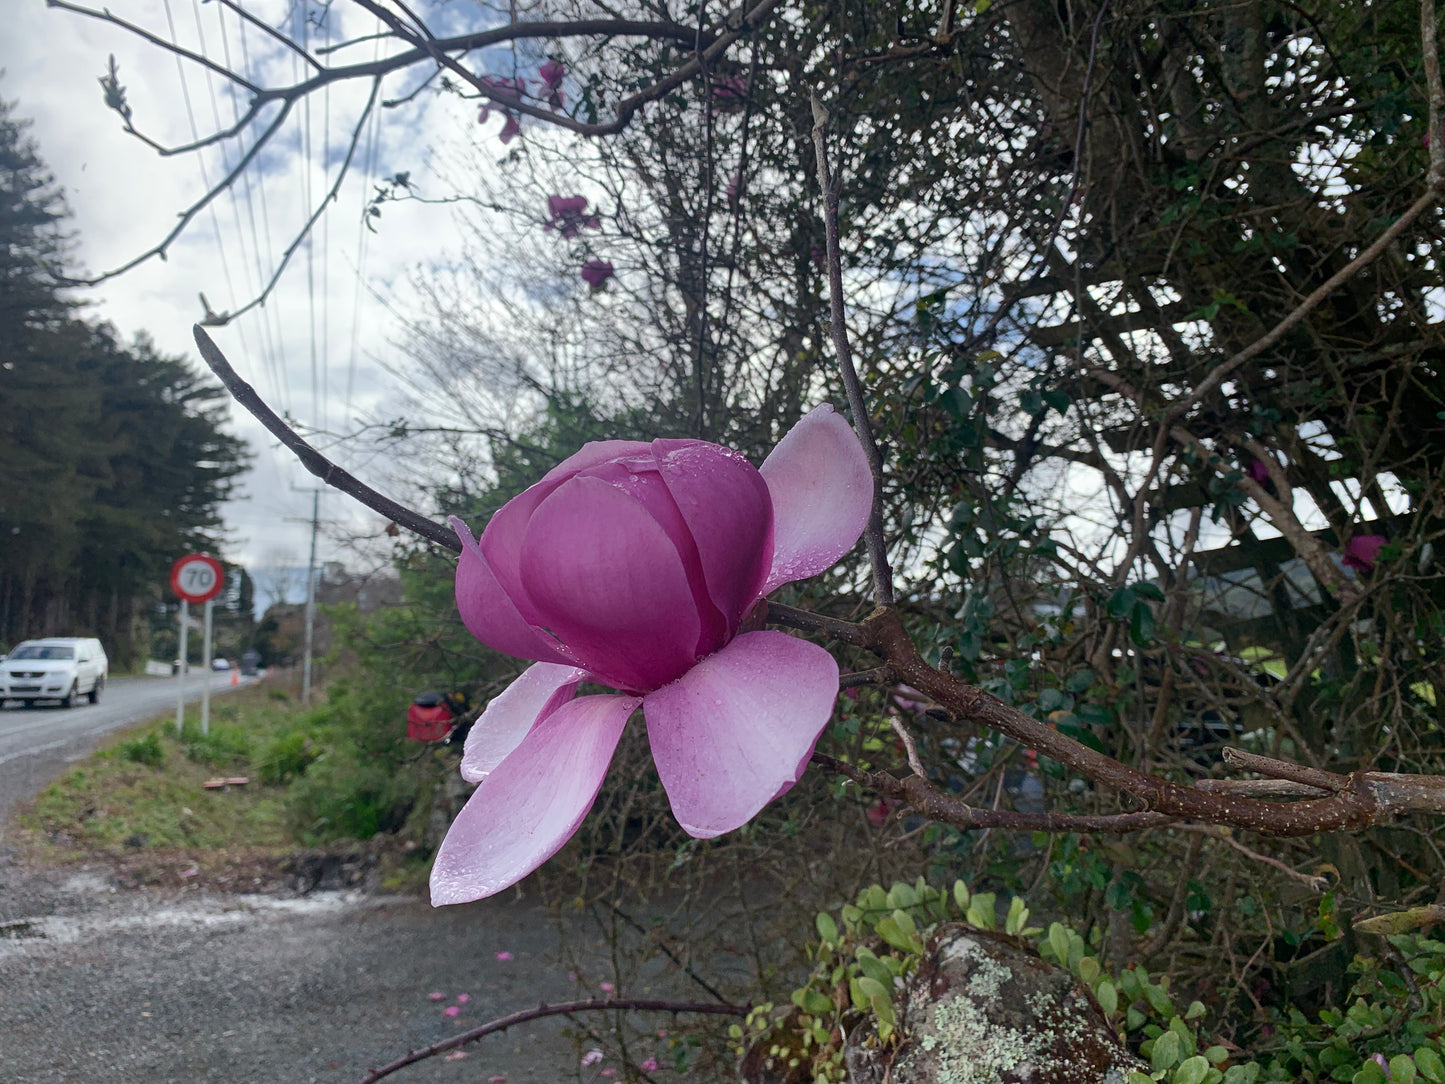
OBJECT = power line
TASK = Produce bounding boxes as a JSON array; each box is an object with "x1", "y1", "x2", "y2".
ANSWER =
[{"x1": 234, "y1": 4, "x2": 293, "y2": 415}]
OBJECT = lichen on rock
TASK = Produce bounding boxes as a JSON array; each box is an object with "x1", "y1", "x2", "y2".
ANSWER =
[{"x1": 844, "y1": 923, "x2": 1145, "y2": 1084}]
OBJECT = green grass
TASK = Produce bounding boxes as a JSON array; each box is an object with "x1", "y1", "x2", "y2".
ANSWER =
[{"x1": 13, "y1": 677, "x2": 449, "y2": 867}]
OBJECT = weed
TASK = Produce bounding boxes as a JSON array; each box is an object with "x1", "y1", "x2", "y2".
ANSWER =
[{"x1": 119, "y1": 731, "x2": 165, "y2": 768}]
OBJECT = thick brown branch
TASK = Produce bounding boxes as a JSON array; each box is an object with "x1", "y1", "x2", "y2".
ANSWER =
[
  {"x1": 192, "y1": 327, "x2": 461, "y2": 551},
  {"x1": 812, "y1": 752, "x2": 1174, "y2": 833},
  {"x1": 852, "y1": 607, "x2": 1445, "y2": 837},
  {"x1": 358, "y1": 998, "x2": 745, "y2": 1084}
]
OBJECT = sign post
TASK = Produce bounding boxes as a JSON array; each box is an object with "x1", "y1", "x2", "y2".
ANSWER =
[{"x1": 170, "y1": 555, "x2": 225, "y2": 735}]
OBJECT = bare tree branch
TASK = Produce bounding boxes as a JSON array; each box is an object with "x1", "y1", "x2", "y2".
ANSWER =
[{"x1": 358, "y1": 998, "x2": 745, "y2": 1084}]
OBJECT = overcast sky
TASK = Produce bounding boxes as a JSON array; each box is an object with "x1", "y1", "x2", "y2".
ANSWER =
[{"x1": 2, "y1": 0, "x2": 489, "y2": 598}]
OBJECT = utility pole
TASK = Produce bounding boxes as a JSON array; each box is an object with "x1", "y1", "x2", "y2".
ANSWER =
[{"x1": 302, "y1": 488, "x2": 319, "y2": 705}]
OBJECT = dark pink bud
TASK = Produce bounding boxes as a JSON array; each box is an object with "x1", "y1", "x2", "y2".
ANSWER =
[
  {"x1": 1247, "y1": 459, "x2": 1271, "y2": 485},
  {"x1": 1343, "y1": 534, "x2": 1387, "y2": 572},
  {"x1": 545, "y1": 196, "x2": 599, "y2": 238},
  {"x1": 710, "y1": 74, "x2": 748, "y2": 111},
  {"x1": 581, "y1": 259, "x2": 614, "y2": 289},
  {"x1": 538, "y1": 59, "x2": 565, "y2": 110}
]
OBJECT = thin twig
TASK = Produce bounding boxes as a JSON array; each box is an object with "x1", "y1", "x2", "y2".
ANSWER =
[
  {"x1": 888, "y1": 717, "x2": 929, "y2": 779},
  {"x1": 192, "y1": 327, "x2": 461, "y2": 551},
  {"x1": 1179, "y1": 825, "x2": 1332, "y2": 893},
  {"x1": 60, "y1": 99, "x2": 295, "y2": 287},
  {"x1": 809, "y1": 94, "x2": 895, "y2": 606},
  {"x1": 211, "y1": 78, "x2": 383, "y2": 325},
  {"x1": 47, "y1": 0, "x2": 262, "y2": 92},
  {"x1": 358, "y1": 998, "x2": 745, "y2": 1083}
]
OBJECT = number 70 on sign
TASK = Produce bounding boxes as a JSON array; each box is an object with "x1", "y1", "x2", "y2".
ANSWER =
[{"x1": 170, "y1": 554, "x2": 225, "y2": 604}]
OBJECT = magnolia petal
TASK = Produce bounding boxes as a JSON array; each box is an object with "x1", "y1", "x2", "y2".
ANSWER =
[
  {"x1": 480, "y1": 442, "x2": 651, "y2": 627},
  {"x1": 759, "y1": 404, "x2": 873, "y2": 594},
  {"x1": 452, "y1": 518, "x2": 575, "y2": 666},
  {"x1": 431, "y1": 692, "x2": 640, "y2": 905},
  {"x1": 461, "y1": 662, "x2": 585, "y2": 783},
  {"x1": 653, "y1": 439, "x2": 774, "y2": 636},
  {"x1": 520, "y1": 474, "x2": 703, "y2": 691},
  {"x1": 643, "y1": 630, "x2": 838, "y2": 838}
]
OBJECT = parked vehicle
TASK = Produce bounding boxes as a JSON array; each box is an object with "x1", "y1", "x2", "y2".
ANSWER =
[{"x1": 0, "y1": 638, "x2": 109, "y2": 708}]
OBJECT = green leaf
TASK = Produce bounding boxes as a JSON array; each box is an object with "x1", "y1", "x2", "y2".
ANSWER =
[
  {"x1": 1095, "y1": 979, "x2": 1118, "y2": 1016},
  {"x1": 1174, "y1": 1056, "x2": 1209, "y2": 1084},
  {"x1": 1145, "y1": 983, "x2": 1174, "y2": 1016},
  {"x1": 815, "y1": 912, "x2": 838, "y2": 947},
  {"x1": 1005, "y1": 896, "x2": 1029, "y2": 936},
  {"x1": 856, "y1": 975, "x2": 889, "y2": 1002},
  {"x1": 953, "y1": 880, "x2": 970, "y2": 910},
  {"x1": 802, "y1": 988, "x2": 834, "y2": 1016},
  {"x1": 967, "y1": 893, "x2": 997, "y2": 930},
  {"x1": 1152, "y1": 1030, "x2": 1182, "y2": 1071},
  {"x1": 1392, "y1": 1056, "x2": 1419, "y2": 1084},
  {"x1": 855, "y1": 948, "x2": 893, "y2": 990},
  {"x1": 1078, "y1": 956, "x2": 1100, "y2": 987},
  {"x1": 1130, "y1": 602, "x2": 1157, "y2": 646},
  {"x1": 1048, "y1": 923, "x2": 1071, "y2": 964},
  {"x1": 1105, "y1": 587, "x2": 1137, "y2": 619},
  {"x1": 1416, "y1": 1049, "x2": 1445, "y2": 1083}
]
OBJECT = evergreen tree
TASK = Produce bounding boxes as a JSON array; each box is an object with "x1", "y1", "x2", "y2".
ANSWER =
[{"x1": 0, "y1": 98, "x2": 249, "y2": 661}]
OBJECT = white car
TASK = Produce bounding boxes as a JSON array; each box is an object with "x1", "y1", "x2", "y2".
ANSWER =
[{"x1": 0, "y1": 638, "x2": 109, "y2": 708}]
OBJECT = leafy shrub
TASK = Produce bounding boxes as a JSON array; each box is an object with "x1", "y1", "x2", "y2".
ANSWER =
[
  {"x1": 180, "y1": 721, "x2": 253, "y2": 767},
  {"x1": 762, "y1": 880, "x2": 1445, "y2": 1084},
  {"x1": 119, "y1": 731, "x2": 164, "y2": 768},
  {"x1": 255, "y1": 730, "x2": 318, "y2": 785},
  {"x1": 286, "y1": 751, "x2": 420, "y2": 843}
]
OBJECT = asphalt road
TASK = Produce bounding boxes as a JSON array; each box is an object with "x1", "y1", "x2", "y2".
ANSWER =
[
  {"x1": 0, "y1": 862, "x2": 631, "y2": 1084},
  {"x1": 0, "y1": 674, "x2": 248, "y2": 832}
]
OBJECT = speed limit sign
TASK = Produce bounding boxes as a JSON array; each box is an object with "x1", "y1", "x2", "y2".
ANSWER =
[{"x1": 170, "y1": 554, "x2": 225, "y2": 604}]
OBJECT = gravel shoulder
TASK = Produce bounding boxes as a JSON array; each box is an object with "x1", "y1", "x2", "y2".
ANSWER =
[{"x1": 0, "y1": 850, "x2": 656, "y2": 1084}]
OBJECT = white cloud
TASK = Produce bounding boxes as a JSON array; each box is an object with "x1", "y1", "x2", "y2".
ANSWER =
[{"x1": 2, "y1": 0, "x2": 482, "y2": 574}]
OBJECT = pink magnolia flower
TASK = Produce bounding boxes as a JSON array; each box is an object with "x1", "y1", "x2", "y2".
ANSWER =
[
  {"x1": 546, "y1": 195, "x2": 601, "y2": 239},
  {"x1": 430, "y1": 405, "x2": 872, "y2": 904},
  {"x1": 478, "y1": 76, "x2": 526, "y2": 143},
  {"x1": 539, "y1": 59, "x2": 566, "y2": 110},
  {"x1": 581, "y1": 260, "x2": 615, "y2": 289},
  {"x1": 1343, "y1": 534, "x2": 1387, "y2": 572}
]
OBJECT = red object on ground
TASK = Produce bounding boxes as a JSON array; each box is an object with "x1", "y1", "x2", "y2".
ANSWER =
[{"x1": 407, "y1": 701, "x2": 455, "y2": 742}]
